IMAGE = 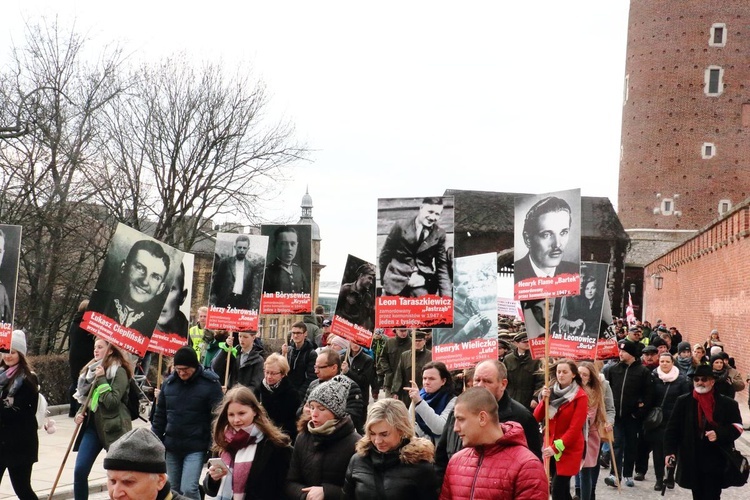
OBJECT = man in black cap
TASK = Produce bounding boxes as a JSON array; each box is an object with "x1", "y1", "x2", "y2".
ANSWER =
[
  {"x1": 391, "y1": 329, "x2": 432, "y2": 407},
  {"x1": 664, "y1": 364, "x2": 743, "y2": 499},
  {"x1": 604, "y1": 339, "x2": 653, "y2": 488},
  {"x1": 503, "y1": 330, "x2": 544, "y2": 411},
  {"x1": 497, "y1": 338, "x2": 511, "y2": 362},
  {"x1": 104, "y1": 427, "x2": 189, "y2": 499},
  {"x1": 641, "y1": 344, "x2": 659, "y2": 371},
  {"x1": 152, "y1": 346, "x2": 223, "y2": 499},
  {"x1": 634, "y1": 344, "x2": 659, "y2": 481}
]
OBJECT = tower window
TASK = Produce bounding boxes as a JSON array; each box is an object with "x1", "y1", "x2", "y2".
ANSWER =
[
  {"x1": 704, "y1": 66, "x2": 724, "y2": 96},
  {"x1": 661, "y1": 199, "x2": 673, "y2": 215},
  {"x1": 718, "y1": 199, "x2": 731, "y2": 215},
  {"x1": 702, "y1": 143, "x2": 716, "y2": 159},
  {"x1": 623, "y1": 74, "x2": 629, "y2": 104},
  {"x1": 710, "y1": 23, "x2": 727, "y2": 47}
]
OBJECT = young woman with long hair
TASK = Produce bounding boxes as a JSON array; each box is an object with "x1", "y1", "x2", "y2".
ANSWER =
[
  {"x1": 72, "y1": 338, "x2": 133, "y2": 500},
  {"x1": 577, "y1": 361, "x2": 614, "y2": 500},
  {"x1": 204, "y1": 386, "x2": 292, "y2": 499},
  {"x1": 0, "y1": 330, "x2": 40, "y2": 499}
]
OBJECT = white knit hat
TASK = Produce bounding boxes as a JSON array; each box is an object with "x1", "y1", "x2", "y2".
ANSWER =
[{"x1": 11, "y1": 330, "x2": 27, "y2": 356}]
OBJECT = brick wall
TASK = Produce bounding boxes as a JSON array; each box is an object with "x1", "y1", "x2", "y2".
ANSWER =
[
  {"x1": 619, "y1": 1, "x2": 750, "y2": 230},
  {"x1": 643, "y1": 203, "x2": 750, "y2": 400}
]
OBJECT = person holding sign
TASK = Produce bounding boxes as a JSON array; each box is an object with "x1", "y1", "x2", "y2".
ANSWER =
[{"x1": 514, "y1": 196, "x2": 579, "y2": 283}]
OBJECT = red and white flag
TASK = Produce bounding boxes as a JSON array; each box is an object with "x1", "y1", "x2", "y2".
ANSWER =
[{"x1": 626, "y1": 292, "x2": 636, "y2": 326}]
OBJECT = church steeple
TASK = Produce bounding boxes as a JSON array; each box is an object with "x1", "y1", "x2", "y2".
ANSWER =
[{"x1": 298, "y1": 186, "x2": 320, "y2": 241}]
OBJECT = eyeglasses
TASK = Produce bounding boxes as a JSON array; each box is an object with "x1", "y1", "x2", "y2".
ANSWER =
[
  {"x1": 693, "y1": 376, "x2": 711, "y2": 382},
  {"x1": 264, "y1": 371, "x2": 282, "y2": 377},
  {"x1": 174, "y1": 366, "x2": 195, "y2": 373},
  {"x1": 314, "y1": 364, "x2": 332, "y2": 371}
]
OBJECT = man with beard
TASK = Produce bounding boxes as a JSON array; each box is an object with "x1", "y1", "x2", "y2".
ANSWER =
[
  {"x1": 664, "y1": 364, "x2": 743, "y2": 499},
  {"x1": 210, "y1": 234, "x2": 264, "y2": 310}
]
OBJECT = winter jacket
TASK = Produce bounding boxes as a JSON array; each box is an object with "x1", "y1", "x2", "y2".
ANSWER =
[
  {"x1": 376, "y1": 335, "x2": 412, "y2": 392},
  {"x1": 605, "y1": 359, "x2": 652, "y2": 420},
  {"x1": 392, "y1": 348, "x2": 432, "y2": 407},
  {"x1": 346, "y1": 350, "x2": 379, "y2": 399},
  {"x1": 74, "y1": 365, "x2": 132, "y2": 452},
  {"x1": 254, "y1": 376, "x2": 300, "y2": 441},
  {"x1": 299, "y1": 375, "x2": 365, "y2": 433},
  {"x1": 434, "y1": 392, "x2": 542, "y2": 486},
  {"x1": 203, "y1": 438, "x2": 292, "y2": 500},
  {"x1": 533, "y1": 385, "x2": 588, "y2": 476},
  {"x1": 649, "y1": 369, "x2": 690, "y2": 429},
  {"x1": 286, "y1": 339, "x2": 317, "y2": 399},
  {"x1": 152, "y1": 365, "x2": 223, "y2": 454},
  {"x1": 343, "y1": 437, "x2": 437, "y2": 500},
  {"x1": 664, "y1": 390, "x2": 742, "y2": 489},
  {"x1": 212, "y1": 348, "x2": 264, "y2": 392},
  {"x1": 285, "y1": 415, "x2": 361, "y2": 500},
  {"x1": 503, "y1": 349, "x2": 544, "y2": 410},
  {"x1": 439, "y1": 421, "x2": 548, "y2": 500},
  {"x1": 0, "y1": 373, "x2": 39, "y2": 466}
]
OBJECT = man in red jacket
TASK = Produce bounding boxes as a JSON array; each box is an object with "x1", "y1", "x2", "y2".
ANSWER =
[{"x1": 440, "y1": 387, "x2": 548, "y2": 500}]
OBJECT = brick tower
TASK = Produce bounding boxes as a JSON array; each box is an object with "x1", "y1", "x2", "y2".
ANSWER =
[{"x1": 618, "y1": 1, "x2": 750, "y2": 236}]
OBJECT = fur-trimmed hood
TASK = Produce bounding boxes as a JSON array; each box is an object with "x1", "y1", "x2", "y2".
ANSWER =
[{"x1": 356, "y1": 436, "x2": 434, "y2": 464}]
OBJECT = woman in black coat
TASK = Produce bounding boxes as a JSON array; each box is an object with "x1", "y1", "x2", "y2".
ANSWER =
[
  {"x1": 0, "y1": 330, "x2": 39, "y2": 500},
  {"x1": 254, "y1": 353, "x2": 299, "y2": 441},
  {"x1": 343, "y1": 399, "x2": 437, "y2": 500},
  {"x1": 203, "y1": 386, "x2": 292, "y2": 500},
  {"x1": 286, "y1": 377, "x2": 360, "y2": 500}
]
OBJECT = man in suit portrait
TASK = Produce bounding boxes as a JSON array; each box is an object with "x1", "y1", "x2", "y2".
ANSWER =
[
  {"x1": 514, "y1": 196, "x2": 579, "y2": 283},
  {"x1": 263, "y1": 226, "x2": 310, "y2": 294},
  {"x1": 379, "y1": 197, "x2": 452, "y2": 297},
  {"x1": 210, "y1": 234, "x2": 265, "y2": 310}
]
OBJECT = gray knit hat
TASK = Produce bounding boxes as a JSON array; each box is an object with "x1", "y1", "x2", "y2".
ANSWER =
[
  {"x1": 103, "y1": 428, "x2": 167, "y2": 473},
  {"x1": 11, "y1": 330, "x2": 27, "y2": 356},
  {"x1": 307, "y1": 375, "x2": 351, "y2": 419}
]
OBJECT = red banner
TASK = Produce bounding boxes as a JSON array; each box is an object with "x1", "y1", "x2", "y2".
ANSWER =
[
  {"x1": 514, "y1": 273, "x2": 581, "y2": 301},
  {"x1": 0, "y1": 323, "x2": 11, "y2": 351},
  {"x1": 375, "y1": 294, "x2": 453, "y2": 329},
  {"x1": 260, "y1": 292, "x2": 312, "y2": 315},
  {"x1": 330, "y1": 316, "x2": 373, "y2": 348},
  {"x1": 205, "y1": 305, "x2": 259, "y2": 332},
  {"x1": 81, "y1": 311, "x2": 150, "y2": 356},
  {"x1": 432, "y1": 338, "x2": 498, "y2": 370},
  {"x1": 147, "y1": 331, "x2": 188, "y2": 357},
  {"x1": 596, "y1": 338, "x2": 619, "y2": 360}
]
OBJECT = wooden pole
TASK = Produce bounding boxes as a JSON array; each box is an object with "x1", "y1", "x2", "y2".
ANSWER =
[
  {"x1": 410, "y1": 328, "x2": 417, "y2": 424},
  {"x1": 606, "y1": 435, "x2": 622, "y2": 492},
  {"x1": 224, "y1": 344, "x2": 232, "y2": 390},
  {"x1": 48, "y1": 385, "x2": 95, "y2": 499},
  {"x1": 544, "y1": 298, "x2": 551, "y2": 480}
]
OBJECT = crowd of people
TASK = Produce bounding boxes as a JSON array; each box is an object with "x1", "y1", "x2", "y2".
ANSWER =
[{"x1": 0, "y1": 311, "x2": 748, "y2": 500}]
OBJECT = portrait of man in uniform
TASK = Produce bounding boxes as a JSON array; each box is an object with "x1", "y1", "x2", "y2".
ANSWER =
[
  {"x1": 262, "y1": 225, "x2": 311, "y2": 294},
  {"x1": 336, "y1": 260, "x2": 376, "y2": 331}
]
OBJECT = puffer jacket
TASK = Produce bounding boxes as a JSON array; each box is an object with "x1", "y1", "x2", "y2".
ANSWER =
[
  {"x1": 285, "y1": 415, "x2": 360, "y2": 500},
  {"x1": 439, "y1": 421, "x2": 547, "y2": 500},
  {"x1": 533, "y1": 384, "x2": 588, "y2": 476},
  {"x1": 343, "y1": 437, "x2": 437, "y2": 500},
  {"x1": 152, "y1": 365, "x2": 223, "y2": 454}
]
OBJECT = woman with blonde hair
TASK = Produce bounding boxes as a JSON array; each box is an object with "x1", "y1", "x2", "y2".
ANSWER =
[
  {"x1": 204, "y1": 386, "x2": 292, "y2": 499},
  {"x1": 344, "y1": 399, "x2": 437, "y2": 499},
  {"x1": 73, "y1": 338, "x2": 133, "y2": 500},
  {"x1": 577, "y1": 361, "x2": 614, "y2": 500},
  {"x1": 255, "y1": 353, "x2": 299, "y2": 440}
]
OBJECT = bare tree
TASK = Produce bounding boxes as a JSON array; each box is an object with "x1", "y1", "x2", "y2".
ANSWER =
[
  {"x1": 0, "y1": 19, "x2": 128, "y2": 353},
  {"x1": 97, "y1": 55, "x2": 307, "y2": 250}
]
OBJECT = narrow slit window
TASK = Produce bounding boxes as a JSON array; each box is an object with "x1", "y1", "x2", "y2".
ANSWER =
[
  {"x1": 705, "y1": 67, "x2": 723, "y2": 96},
  {"x1": 710, "y1": 23, "x2": 727, "y2": 47}
]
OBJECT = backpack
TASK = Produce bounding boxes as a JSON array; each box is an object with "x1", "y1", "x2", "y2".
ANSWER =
[{"x1": 126, "y1": 378, "x2": 142, "y2": 421}]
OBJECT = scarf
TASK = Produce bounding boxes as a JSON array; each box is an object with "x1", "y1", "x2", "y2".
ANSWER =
[
  {"x1": 692, "y1": 389, "x2": 717, "y2": 429},
  {"x1": 657, "y1": 365, "x2": 680, "y2": 383},
  {"x1": 712, "y1": 366, "x2": 729, "y2": 384},
  {"x1": 0, "y1": 365, "x2": 24, "y2": 405},
  {"x1": 213, "y1": 424, "x2": 265, "y2": 500},
  {"x1": 547, "y1": 381, "x2": 580, "y2": 419},
  {"x1": 416, "y1": 387, "x2": 453, "y2": 438},
  {"x1": 308, "y1": 418, "x2": 339, "y2": 436},
  {"x1": 73, "y1": 360, "x2": 120, "y2": 406},
  {"x1": 676, "y1": 356, "x2": 693, "y2": 373},
  {"x1": 262, "y1": 378, "x2": 281, "y2": 392}
]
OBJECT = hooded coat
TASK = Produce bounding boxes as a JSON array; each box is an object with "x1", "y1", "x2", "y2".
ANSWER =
[
  {"x1": 439, "y1": 421, "x2": 548, "y2": 500},
  {"x1": 343, "y1": 436, "x2": 437, "y2": 500}
]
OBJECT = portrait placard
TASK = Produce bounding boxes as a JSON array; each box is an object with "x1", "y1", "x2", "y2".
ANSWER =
[
  {"x1": 330, "y1": 254, "x2": 376, "y2": 348},
  {"x1": 148, "y1": 253, "x2": 194, "y2": 356},
  {"x1": 260, "y1": 224, "x2": 312, "y2": 314},
  {"x1": 0, "y1": 224, "x2": 22, "y2": 352}
]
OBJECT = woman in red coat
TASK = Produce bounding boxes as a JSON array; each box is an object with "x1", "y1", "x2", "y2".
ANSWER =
[{"x1": 534, "y1": 359, "x2": 588, "y2": 500}]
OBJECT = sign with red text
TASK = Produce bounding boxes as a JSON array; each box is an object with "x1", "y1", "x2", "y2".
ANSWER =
[
  {"x1": 595, "y1": 293, "x2": 618, "y2": 359},
  {"x1": 514, "y1": 189, "x2": 581, "y2": 301},
  {"x1": 148, "y1": 253, "x2": 194, "y2": 356},
  {"x1": 206, "y1": 233, "x2": 268, "y2": 331},
  {"x1": 375, "y1": 196, "x2": 454, "y2": 329},
  {"x1": 0, "y1": 224, "x2": 22, "y2": 352},
  {"x1": 259, "y1": 224, "x2": 312, "y2": 315},
  {"x1": 331, "y1": 255, "x2": 376, "y2": 348},
  {"x1": 433, "y1": 253, "x2": 498, "y2": 370},
  {"x1": 83, "y1": 224, "x2": 184, "y2": 356}
]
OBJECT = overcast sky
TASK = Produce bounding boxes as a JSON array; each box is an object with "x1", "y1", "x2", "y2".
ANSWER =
[{"x1": 1, "y1": 1, "x2": 631, "y2": 286}]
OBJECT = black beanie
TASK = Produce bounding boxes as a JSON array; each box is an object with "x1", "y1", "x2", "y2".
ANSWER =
[{"x1": 173, "y1": 346, "x2": 200, "y2": 368}]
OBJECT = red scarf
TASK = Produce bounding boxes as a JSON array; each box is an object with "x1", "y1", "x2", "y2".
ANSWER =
[{"x1": 692, "y1": 389, "x2": 717, "y2": 428}]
